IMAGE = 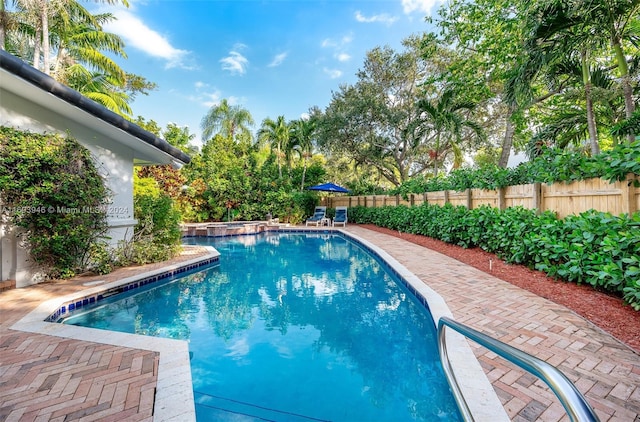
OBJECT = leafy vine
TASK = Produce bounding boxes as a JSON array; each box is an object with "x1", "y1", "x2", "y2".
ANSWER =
[{"x1": 1, "y1": 126, "x2": 110, "y2": 278}]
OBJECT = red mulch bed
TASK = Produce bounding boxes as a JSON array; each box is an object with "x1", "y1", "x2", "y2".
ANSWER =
[{"x1": 358, "y1": 224, "x2": 640, "y2": 354}]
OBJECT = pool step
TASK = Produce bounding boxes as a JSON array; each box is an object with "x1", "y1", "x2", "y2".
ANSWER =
[{"x1": 194, "y1": 391, "x2": 329, "y2": 422}]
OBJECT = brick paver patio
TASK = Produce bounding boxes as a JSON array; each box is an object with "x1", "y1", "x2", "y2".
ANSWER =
[
  {"x1": 0, "y1": 247, "x2": 211, "y2": 422},
  {"x1": 1, "y1": 228, "x2": 638, "y2": 421}
]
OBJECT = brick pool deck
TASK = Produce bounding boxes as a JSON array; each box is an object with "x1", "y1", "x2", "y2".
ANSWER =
[{"x1": 1, "y1": 226, "x2": 638, "y2": 421}]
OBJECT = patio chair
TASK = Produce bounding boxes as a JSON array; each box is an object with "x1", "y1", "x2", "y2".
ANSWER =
[
  {"x1": 332, "y1": 206, "x2": 348, "y2": 227},
  {"x1": 305, "y1": 206, "x2": 327, "y2": 226}
]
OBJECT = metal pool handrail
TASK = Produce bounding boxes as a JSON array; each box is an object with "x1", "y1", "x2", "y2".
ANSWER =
[{"x1": 437, "y1": 316, "x2": 600, "y2": 422}]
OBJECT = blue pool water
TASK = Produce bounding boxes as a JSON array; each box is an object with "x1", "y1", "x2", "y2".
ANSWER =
[{"x1": 62, "y1": 232, "x2": 461, "y2": 421}]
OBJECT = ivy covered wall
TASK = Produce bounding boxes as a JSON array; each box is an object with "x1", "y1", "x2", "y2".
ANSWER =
[{"x1": 1, "y1": 127, "x2": 111, "y2": 281}]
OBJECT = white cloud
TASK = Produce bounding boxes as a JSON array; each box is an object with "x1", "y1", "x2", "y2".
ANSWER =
[
  {"x1": 220, "y1": 45, "x2": 249, "y2": 75},
  {"x1": 321, "y1": 33, "x2": 352, "y2": 67},
  {"x1": 401, "y1": 0, "x2": 439, "y2": 15},
  {"x1": 202, "y1": 90, "x2": 221, "y2": 102},
  {"x1": 321, "y1": 38, "x2": 335, "y2": 48},
  {"x1": 103, "y1": 10, "x2": 191, "y2": 69},
  {"x1": 323, "y1": 68, "x2": 342, "y2": 79},
  {"x1": 186, "y1": 82, "x2": 221, "y2": 108},
  {"x1": 193, "y1": 92, "x2": 222, "y2": 108},
  {"x1": 321, "y1": 34, "x2": 353, "y2": 49},
  {"x1": 268, "y1": 52, "x2": 288, "y2": 67},
  {"x1": 354, "y1": 11, "x2": 398, "y2": 25}
]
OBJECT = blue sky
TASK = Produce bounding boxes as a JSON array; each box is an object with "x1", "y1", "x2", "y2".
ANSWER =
[{"x1": 95, "y1": 0, "x2": 441, "y2": 146}]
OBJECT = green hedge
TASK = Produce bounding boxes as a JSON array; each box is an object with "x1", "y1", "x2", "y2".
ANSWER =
[
  {"x1": 1, "y1": 127, "x2": 110, "y2": 278},
  {"x1": 389, "y1": 140, "x2": 640, "y2": 196},
  {"x1": 350, "y1": 204, "x2": 640, "y2": 310}
]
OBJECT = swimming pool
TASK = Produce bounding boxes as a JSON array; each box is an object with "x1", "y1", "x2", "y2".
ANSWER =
[{"x1": 61, "y1": 232, "x2": 462, "y2": 421}]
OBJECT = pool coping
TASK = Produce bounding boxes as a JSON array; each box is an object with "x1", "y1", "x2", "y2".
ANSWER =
[
  {"x1": 11, "y1": 229, "x2": 508, "y2": 421},
  {"x1": 11, "y1": 247, "x2": 220, "y2": 422}
]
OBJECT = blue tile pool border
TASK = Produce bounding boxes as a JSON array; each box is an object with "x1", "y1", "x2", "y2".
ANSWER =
[{"x1": 45, "y1": 255, "x2": 220, "y2": 322}]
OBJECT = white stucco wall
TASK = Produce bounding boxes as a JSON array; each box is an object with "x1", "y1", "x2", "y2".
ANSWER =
[
  {"x1": 1, "y1": 89, "x2": 137, "y2": 286},
  {"x1": 0, "y1": 220, "x2": 46, "y2": 285}
]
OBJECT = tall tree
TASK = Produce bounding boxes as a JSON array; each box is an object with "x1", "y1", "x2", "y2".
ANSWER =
[
  {"x1": 257, "y1": 115, "x2": 290, "y2": 180},
  {"x1": 316, "y1": 36, "x2": 428, "y2": 186},
  {"x1": 581, "y1": 0, "x2": 640, "y2": 142},
  {"x1": 413, "y1": 87, "x2": 485, "y2": 176},
  {"x1": 435, "y1": 0, "x2": 538, "y2": 167},
  {"x1": 4, "y1": 0, "x2": 152, "y2": 117},
  {"x1": 66, "y1": 66, "x2": 132, "y2": 115},
  {"x1": 289, "y1": 117, "x2": 316, "y2": 190},
  {"x1": 507, "y1": 0, "x2": 639, "y2": 151},
  {"x1": 50, "y1": 9, "x2": 126, "y2": 83},
  {"x1": 507, "y1": 0, "x2": 604, "y2": 155},
  {"x1": 0, "y1": 0, "x2": 17, "y2": 50},
  {"x1": 15, "y1": 0, "x2": 129, "y2": 75},
  {"x1": 201, "y1": 98, "x2": 255, "y2": 142},
  {"x1": 163, "y1": 122, "x2": 198, "y2": 155}
]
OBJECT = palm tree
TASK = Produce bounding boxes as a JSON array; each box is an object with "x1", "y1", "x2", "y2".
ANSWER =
[
  {"x1": 506, "y1": 0, "x2": 607, "y2": 155},
  {"x1": 3, "y1": 0, "x2": 39, "y2": 60},
  {"x1": 0, "y1": 0, "x2": 19, "y2": 50},
  {"x1": 201, "y1": 99, "x2": 255, "y2": 142},
  {"x1": 289, "y1": 117, "x2": 316, "y2": 190},
  {"x1": 414, "y1": 88, "x2": 484, "y2": 176},
  {"x1": 4, "y1": 0, "x2": 142, "y2": 117},
  {"x1": 581, "y1": 0, "x2": 640, "y2": 142},
  {"x1": 45, "y1": 8, "x2": 134, "y2": 116},
  {"x1": 258, "y1": 115, "x2": 290, "y2": 179},
  {"x1": 15, "y1": 0, "x2": 128, "y2": 75},
  {"x1": 513, "y1": 0, "x2": 640, "y2": 147},
  {"x1": 64, "y1": 65, "x2": 132, "y2": 115},
  {"x1": 50, "y1": 10, "x2": 127, "y2": 85}
]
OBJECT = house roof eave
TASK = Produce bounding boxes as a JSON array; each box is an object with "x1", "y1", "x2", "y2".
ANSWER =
[{"x1": 0, "y1": 50, "x2": 191, "y2": 166}]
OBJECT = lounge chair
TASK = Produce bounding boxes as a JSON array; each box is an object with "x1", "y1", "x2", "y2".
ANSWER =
[
  {"x1": 332, "y1": 206, "x2": 348, "y2": 227},
  {"x1": 305, "y1": 206, "x2": 327, "y2": 226}
]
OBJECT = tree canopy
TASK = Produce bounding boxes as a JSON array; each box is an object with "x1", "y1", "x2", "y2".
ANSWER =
[{"x1": 2, "y1": 0, "x2": 638, "y2": 209}]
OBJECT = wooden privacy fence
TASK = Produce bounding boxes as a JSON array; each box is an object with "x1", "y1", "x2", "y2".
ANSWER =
[{"x1": 326, "y1": 173, "x2": 639, "y2": 219}]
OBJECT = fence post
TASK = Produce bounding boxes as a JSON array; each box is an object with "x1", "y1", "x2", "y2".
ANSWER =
[
  {"x1": 532, "y1": 183, "x2": 543, "y2": 215},
  {"x1": 410, "y1": 194, "x2": 415, "y2": 206},
  {"x1": 465, "y1": 189, "x2": 472, "y2": 210},
  {"x1": 622, "y1": 173, "x2": 638, "y2": 216},
  {"x1": 444, "y1": 190, "x2": 450, "y2": 204},
  {"x1": 498, "y1": 187, "x2": 506, "y2": 210}
]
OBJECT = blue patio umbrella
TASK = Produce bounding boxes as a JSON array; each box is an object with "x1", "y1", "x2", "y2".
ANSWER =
[{"x1": 307, "y1": 182, "x2": 351, "y2": 193}]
